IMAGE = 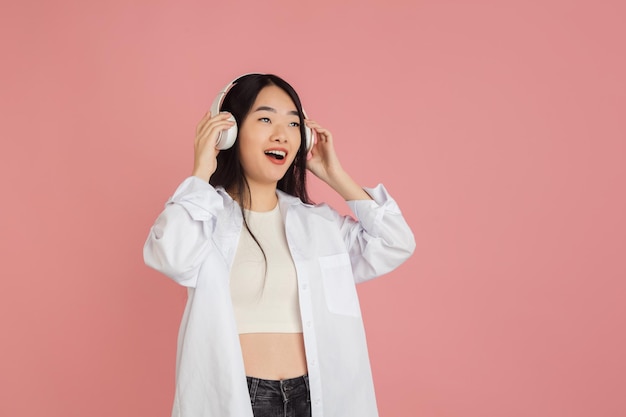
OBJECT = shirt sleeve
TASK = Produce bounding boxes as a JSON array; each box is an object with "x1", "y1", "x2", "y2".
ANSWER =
[
  {"x1": 340, "y1": 184, "x2": 416, "y2": 283},
  {"x1": 143, "y1": 176, "x2": 224, "y2": 287}
]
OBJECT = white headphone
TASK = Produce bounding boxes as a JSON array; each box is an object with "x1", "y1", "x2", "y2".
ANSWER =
[{"x1": 209, "y1": 74, "x2": 314, "y2": 151}]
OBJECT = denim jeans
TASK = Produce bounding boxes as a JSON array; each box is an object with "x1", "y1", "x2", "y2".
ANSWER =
[{"x1": 247, "y1": 375, "x2": 311, "y2": 417}]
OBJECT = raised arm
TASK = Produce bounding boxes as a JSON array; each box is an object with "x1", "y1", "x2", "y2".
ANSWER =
[
  {"x1": 304, "y1": 119, "x2": 372, "y2": 201},
  {"x1": 305, "y1": 119, "x2": 415, "y2": 281},
  {"x1": 144, "y1": 110, "x2": 234, "y2": 286}
]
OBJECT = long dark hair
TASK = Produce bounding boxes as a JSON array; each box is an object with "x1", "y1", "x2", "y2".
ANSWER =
[{"x1": 209, "y1": 73, "x2": 311, "y2": 206}]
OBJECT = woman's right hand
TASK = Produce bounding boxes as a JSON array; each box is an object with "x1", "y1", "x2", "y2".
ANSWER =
[{"x1": 191, "y1": 111, "x2": 235, "y2": 182}]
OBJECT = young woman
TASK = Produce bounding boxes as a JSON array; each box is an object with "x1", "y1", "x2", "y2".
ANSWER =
[{"x1": 144, "y1": 73, "x2": 415, "y2": 417}]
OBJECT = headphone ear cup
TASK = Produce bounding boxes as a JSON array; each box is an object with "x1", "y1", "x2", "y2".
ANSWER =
[
  {"x1": 304, "y1": 125, "x2": 313, "y2": 152},
  {"x1": 210, "y1": 89, "x2": 238, "y2": 150},
  {"x1": 215, "y1": 114, "x2": 238, "y2": 150}
]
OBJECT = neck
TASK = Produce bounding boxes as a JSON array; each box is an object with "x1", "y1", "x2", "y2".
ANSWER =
[{"x1": 229, "y1": 180, "x2": 279, "y2": 212}]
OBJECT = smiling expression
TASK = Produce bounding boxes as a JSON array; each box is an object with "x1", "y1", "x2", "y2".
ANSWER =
[{"x1": 237, "y1": 85, "x2": 302, "y2": 188}]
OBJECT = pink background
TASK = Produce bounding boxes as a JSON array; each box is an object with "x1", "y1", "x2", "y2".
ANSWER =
[{"x1": 1, "y1": 1, "x2": 624, "y2": 416}]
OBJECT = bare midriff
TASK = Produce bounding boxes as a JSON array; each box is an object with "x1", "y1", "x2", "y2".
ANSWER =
[{"x1": 239, "y1": 333, "x2": 308, "y2": 380}]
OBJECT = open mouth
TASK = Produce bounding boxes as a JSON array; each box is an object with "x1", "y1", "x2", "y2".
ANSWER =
[{"x1": 264, "y1": 150, "x2": 286, "y2": 160}]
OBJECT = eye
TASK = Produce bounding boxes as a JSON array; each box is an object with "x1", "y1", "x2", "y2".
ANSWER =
[
  {"x1": 258, "y1": 117, "x2": 271, "y2": 123},
  {"x1": 289, "y1": 121, "x2": 300, "y2": 127}
]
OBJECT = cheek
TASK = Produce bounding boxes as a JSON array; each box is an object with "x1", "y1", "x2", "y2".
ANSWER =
[
  {"x1": 291, "y1": 137, "x2": 303, "y2": 158},
  {"x1": 237, "y1": 130, "x2": 257, "y2": 157}
]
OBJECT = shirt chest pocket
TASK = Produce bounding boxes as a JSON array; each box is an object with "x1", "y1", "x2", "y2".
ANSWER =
[{"x1": 318, "y1": 254, "x2": 361, "y2": 318}]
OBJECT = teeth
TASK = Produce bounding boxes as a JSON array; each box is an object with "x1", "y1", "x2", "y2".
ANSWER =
[{"x1": 265, "y1": 150, "x2": 286, "y2": 159}]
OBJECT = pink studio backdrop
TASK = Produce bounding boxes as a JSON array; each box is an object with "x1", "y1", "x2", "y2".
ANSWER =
[{"x1": 1, "y1": 1, "x2": 624, "y2": 416}]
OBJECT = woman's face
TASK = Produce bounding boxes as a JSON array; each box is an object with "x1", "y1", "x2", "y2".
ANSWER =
[{"x1": 237, "y1": 85, "x2": 302, "y2": 188}]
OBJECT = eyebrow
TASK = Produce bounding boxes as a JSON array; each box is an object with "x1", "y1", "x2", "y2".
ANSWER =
[{"x1": 253, "y1": 106, "x2": 299, "y2": 116}]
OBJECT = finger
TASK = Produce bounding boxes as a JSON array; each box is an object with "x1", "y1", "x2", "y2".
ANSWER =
[
  {"x1": 197, "y1": 111, "x2": 233, "y2": 133},
  {"x1": 305, "y1": 120, "x2": 332, "y2": 139},
  {"x1": 309, "y1": 123, "x2": 330, "y2": 135},
  {"x1": 197, "y1": 117, "x2": 235, "y2": 143},
  {"x1": 198, "y1": 117, "x2": 235, "y2": 137},
  {"x1": 196, "y1": 110, "x2": 215, "y2": 132},
  {"x1": 305, "y1": 119, "x2": 321, "y2": 130},
  {"x1": 314, "y1": 129, "x2": 332, "y2": 143}
]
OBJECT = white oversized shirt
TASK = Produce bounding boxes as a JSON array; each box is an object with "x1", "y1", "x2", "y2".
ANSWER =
[{"x1": 143, "y1": 176, "x2": 415, "y2": 417}]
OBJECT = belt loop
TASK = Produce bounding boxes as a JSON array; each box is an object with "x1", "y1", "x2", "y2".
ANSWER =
[
  {"x1": 247, "y1": 377, "x2": 259, "y2": 406},
  {"x1": 303, "y1": 375, "x2": 310, "y2": 402}
]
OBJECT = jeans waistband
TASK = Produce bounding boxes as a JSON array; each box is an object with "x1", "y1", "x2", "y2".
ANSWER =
[{"x1": 247, "y1": 375, "x2": 310, "y2": 404}]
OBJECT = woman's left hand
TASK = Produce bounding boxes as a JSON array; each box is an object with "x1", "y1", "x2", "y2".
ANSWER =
[{"x1": 305, "y1": 120, "x2": 345, "y2": 183}]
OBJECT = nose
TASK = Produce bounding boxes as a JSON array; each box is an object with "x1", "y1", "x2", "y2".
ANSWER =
[{"x1": 271, "y1": 125, "x2": 288, "y2": 143}]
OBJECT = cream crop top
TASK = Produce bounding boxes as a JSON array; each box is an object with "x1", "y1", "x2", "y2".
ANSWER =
[{"x1": 229, "y1": 203, "x2": 303, "y2": 334}]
